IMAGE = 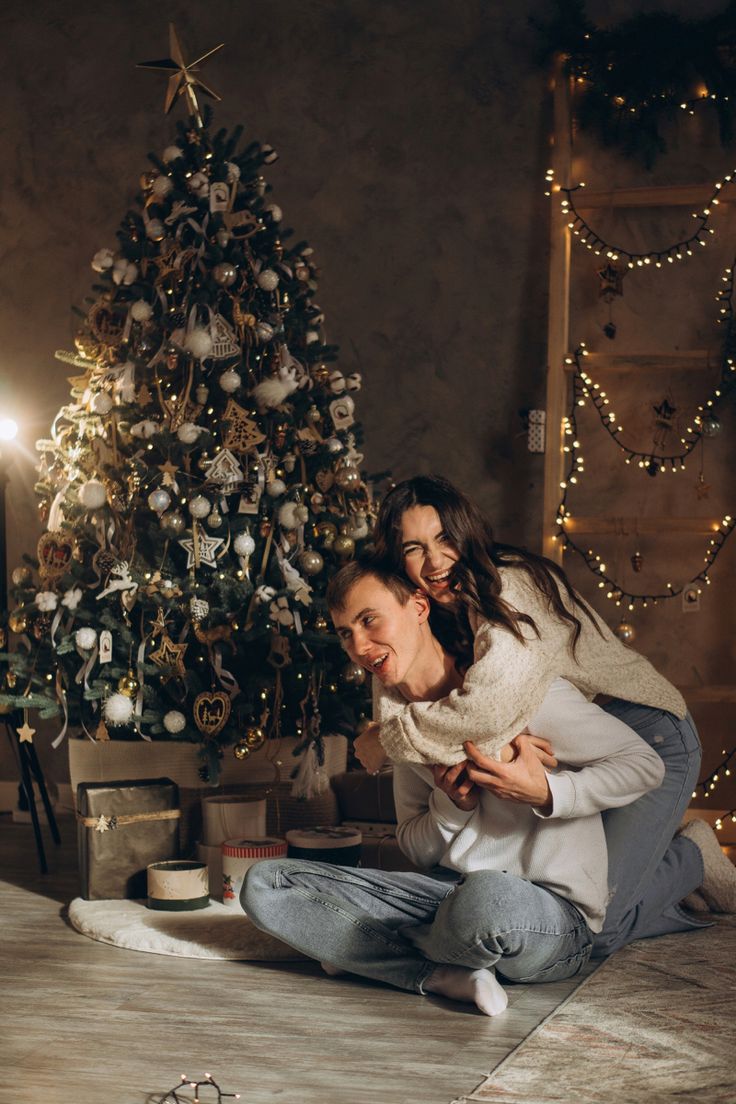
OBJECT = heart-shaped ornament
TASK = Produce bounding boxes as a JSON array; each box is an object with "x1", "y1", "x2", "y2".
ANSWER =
[
  {"x1": 37, "y1": 531, "x2": 76, "y2": 581},
  {"x1": 315, "y1": 470, "x2": 334, "y2": 493},
  {"x1": 193, "y1": 690, "x2": 232, "y2": 738}
]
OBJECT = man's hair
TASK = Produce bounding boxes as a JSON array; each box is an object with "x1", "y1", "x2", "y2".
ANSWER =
[{"x1": 325, "y1": 555, "x2": 416, "y2": 613}]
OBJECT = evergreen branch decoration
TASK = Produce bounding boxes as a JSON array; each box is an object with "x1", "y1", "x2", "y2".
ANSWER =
[{"x1": 534, "y1": 0, "x2": 736, "y2": 167}]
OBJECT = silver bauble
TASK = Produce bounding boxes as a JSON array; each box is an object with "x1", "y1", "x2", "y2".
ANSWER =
[
  {"x1": 299, "y1": 549, "x2": 324, "y2": 576},
  {"x1": 614, "y1": 619, "x2": 636, "y2": 644},
  {"x1": 256, "y1": 321, "x2": 274, "y2": 343},
  {"x1": 213, "y1": 262, "x2": 238, "y2": 287},
  {"x1": 188, "y1": 495, "x2": 212, "y2": 519},
  {"x1": 257, "y1": 268, "x2": 279, "y2": 292},
  {"x1": 342, "y1": 661, "x2": 366, "y2": 686},
  {"x1": 148, "y1": 488, "x2": 171, "y2": 515},
  {"x1": 160, "y1": 510, "x2": 185, "y2": 536},
  {"x1": 700, "y1": 413, "x2": 721, "y2": 438}
]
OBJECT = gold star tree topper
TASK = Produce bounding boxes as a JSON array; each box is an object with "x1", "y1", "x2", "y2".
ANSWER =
[{"x1": 137, "y1": 23, "x2": 224, "y2": 129}]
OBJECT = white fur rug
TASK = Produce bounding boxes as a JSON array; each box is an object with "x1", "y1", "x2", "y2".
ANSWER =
[{"x1": 67, "y1": 898, "x2": 305, "y2": 961}]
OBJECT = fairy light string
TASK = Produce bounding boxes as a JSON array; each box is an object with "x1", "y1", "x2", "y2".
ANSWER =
[
  {"x1": 557, "y1": 172, "x2": 733, "y2": 267},
  {"x1": 160, "y1": 1073, "x2": 240, "y2": 1104},
  {"x1": 565, "y1": 259, "x2": 736, "y2": 475}
]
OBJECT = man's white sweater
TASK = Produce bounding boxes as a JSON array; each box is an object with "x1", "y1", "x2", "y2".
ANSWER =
[{"x1": 394, "y1": 677, "x2": 665, "y2": 931}]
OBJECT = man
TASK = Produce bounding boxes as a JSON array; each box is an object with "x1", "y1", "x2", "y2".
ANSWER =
[{"x1": 242, "y1": 560, "x2": 666, "y2": 1016}]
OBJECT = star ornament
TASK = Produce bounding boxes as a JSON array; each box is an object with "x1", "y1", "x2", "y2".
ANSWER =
[
  {"x1": 17, "y1": 720, "x2": 36, "y2": 744},
  {"x1": 149, "y1": 634, "x2": 189, "y2": 682},
  {"x1": 137, "y1": 23, "x2": 224, "y2": 128},
  {"x1": 178, "y1": 532, "x2": 225, "y2": 569}
]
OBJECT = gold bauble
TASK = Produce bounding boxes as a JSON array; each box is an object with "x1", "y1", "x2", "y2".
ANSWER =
[
  {"x1": 316, "y1": 521, "x2": 338, "y2": 547},
  {"x1": 311, "y1": 364, "x2": 330, "y2": 386},
  {"x1": 312, "y1": 615, "x2": 329, "y2": 633},
  {"x1": 334, "y1": 464, "x2": 361, "y2": 491},
  {"x1": 233, "y1": 740, "x2": 251, "y2": 761},
  {"x1": 117, "y1": 670, "x2": 140, "y2": 698},
  {"x1": 614, "y1": 619, "x2": 636, "y2": 644},
  {"x1": 244, "y1": 725, "x2": 266, "y2": 750},
  {"x1": 341, "y1": 661, "x2": 366, "y2": 686},
  {"x1": 8, "y1": 610, "x2": 28, "y2": 634},
  {"x1": 332, "y1": 533, "x2": 356, "y2": 559}
]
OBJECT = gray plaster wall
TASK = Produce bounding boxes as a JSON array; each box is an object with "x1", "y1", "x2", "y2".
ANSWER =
[{"x1": 0, "y1": 0, "x2": 733, "y2": 800}]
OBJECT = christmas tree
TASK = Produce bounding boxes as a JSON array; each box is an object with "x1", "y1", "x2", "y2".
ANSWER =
[{"x1": 1, "y1": 27, "x2": 376, "y2": 783}]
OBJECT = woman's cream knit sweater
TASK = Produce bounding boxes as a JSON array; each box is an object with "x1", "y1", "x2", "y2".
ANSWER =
[{"x1": 374, "y1": 565, "x2": 686, "y2": 766}]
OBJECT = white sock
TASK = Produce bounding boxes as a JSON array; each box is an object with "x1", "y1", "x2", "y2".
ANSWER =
[
  {"x1": 423, "y1": 965, "x2": 508, "y2": 1017},
  {"x1": 320, "y1": 961, "x2": 346, "y2": 977}
]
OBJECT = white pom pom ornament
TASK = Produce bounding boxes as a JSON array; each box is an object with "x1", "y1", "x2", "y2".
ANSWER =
[
  {"x1": 75, "y1": 627, "x2": 97, "y2": 651},
  {"x1": 104, "y1": 692, "x2": 135, "y2": 727},
  {"x1": 233, "y1": 532, "x2": 255, "y2": 557},
  {"x1": 151, "y1": 175, "x2": 173, "y2": 198},
  {"x1": 177, "y1": 422, "x2": 202, "y2": 444},
  {"x1": 78, "y1": 480, "x2": 107, "y2": 509},
  {"x1": 162, "y1": 145, "x2": 183, "y2": 163},
  {"x1": 184, "y1": 328, "x2": 213, "y2": 360},
  {"x1": 130, "y1": 300, "x2": 154, "y2": 323},
  {"x1": 219, "y1": 368, "x2": 241, "y2": 393},
  {"x1": 266, "y1": 479, "x2": 286, "y2": 498},
  {"x1": 163, "y1": 710, "x2": 187, "y2": 735},
  {"x1": 91, "y1": 248, "x2": 114, "y2": 273}
]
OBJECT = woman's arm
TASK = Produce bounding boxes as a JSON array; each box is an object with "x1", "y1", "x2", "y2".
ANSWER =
[{"x1": 393, "y1": 762, "x2": 477, "y2": 868}]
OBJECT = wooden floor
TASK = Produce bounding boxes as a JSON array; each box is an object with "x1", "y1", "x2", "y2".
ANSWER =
[{"x1": 1, "y1": 815, "x2": 594, "y2": 1104}]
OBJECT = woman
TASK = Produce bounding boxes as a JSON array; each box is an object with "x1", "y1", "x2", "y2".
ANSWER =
[{"x1": 358, "y1": 474, "x2": 735, "y2": 954}]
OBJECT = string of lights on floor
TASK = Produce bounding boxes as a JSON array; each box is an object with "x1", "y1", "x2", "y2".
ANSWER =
[
  {"x1": 543, "y1": 167, "x2": 736, "y2": 267},
  {"x1": 159, "y1": 1073, "x2": 240, "y2": 1104},
  {"x1": 553, "y1": 341, "x2": 735, "y2": 609},
  {"x1": 564, "y1": 259, "x2": 736, "y2": 476}
]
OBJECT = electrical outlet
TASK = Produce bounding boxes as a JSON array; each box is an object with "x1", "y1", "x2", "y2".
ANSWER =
[
  {"x1": 682, "y1": 585, "x2": 700, "y2": 612},
  {"x1": 527, "y1": 410, "x2": 546, "y2": 453}
]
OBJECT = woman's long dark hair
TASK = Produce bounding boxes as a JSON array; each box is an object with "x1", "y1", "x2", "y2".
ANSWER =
[{"x1": 373, "y1": 474, "x2": 601, "y2": 668}]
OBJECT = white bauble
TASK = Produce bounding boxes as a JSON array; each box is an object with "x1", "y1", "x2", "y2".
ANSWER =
[
  {"x1": 266, "y1": 479, "x2": 286, "y2": 498},
  {"x1": 345, "y1": 372, "x2": 362, "y2": 392},
  {"x1": 188, "y1": 171, "x2": 210, "y2": 197},
  {"x1": 188, "y1": 495, "x2": 212, "y2": 519},
  {"x1": 163, "y1": 710, "x2": 187, "y2": 735},
  {"x1": 104, "y1": 692, "x2": 135, "y2": 726},
  {"x1": 226, "y1": 161, "x2": 241, "y2": 183},
  {"x1": 257, "y1": 268, "x2": 279, "y2": 292},
  {"x1": 130, "y1": 300, "x2": 154, "y2": 323},
  {"x1": 219, "y1": 368, "x2": 242, "y2": 393},
  {"x1": 78, "y1": 480, "x2": 107, "y2": 509},
  {"x1": 151, "y1": 175, "x2": 173, "y2": 198},
  {"x1": 329, "y1": 371, "x2": 346, "y2": 394},
  {"x1": 130, "y1": 419, "x2": 159, "y2": 439},
  {"x1": 306, "y1": 330, "x2": 320, "y2": 344},
  {"x1": 233, "y1": 532, "x2": 255, "y2": 557},
  {"x1": 148, "y1": 488, "x2": 171, "y2": 514},
  {"x1": 279, "y1": 502, "x2": 301, "y2": 529},
  {"x1": 162, "y1": 145, "x2": 183, "y2": 163},
  {"x1": 265, "y1": 204, "x2": 283, "y2": 221},
  {"x1": 184, "y1": 328, "x2": 213, "y2": 360},
  {"x1": 90, "y1": 392, "x2": 113, "y2": 416},
  {"x1": 146, "y1": 219, "x2": 165, "y2": 241},
  {"x1": 255, "y1": 321, "x2": 274, "y2": 343},
  {"x1": 75, "y1": 627, "x2": 97, "y2": 651},
  {"x1": 177, "y1": 422, "x2": 202, "y2": 444},
  {"x1": 91, "y1": 248, "x2": 114, "y2": 272}
]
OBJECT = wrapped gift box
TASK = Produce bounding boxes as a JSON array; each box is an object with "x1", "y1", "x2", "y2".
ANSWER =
[
  {"x1": 330, "y1": 769, "x2": 396, "y2": 823},
  {"x1": 76, "y1": 777, "x2": 180, "y2": 900}
]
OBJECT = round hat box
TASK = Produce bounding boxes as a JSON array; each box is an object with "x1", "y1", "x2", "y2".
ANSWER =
[
  {"x1": 147, "y1": 860, "x2": 210, "y2": 911},
  {"x1": 285, "y1": 825, "x2": 362, "y2": 866},
  {"x1": 222, "y1": 836, "x2": 288, "y2": 911}
]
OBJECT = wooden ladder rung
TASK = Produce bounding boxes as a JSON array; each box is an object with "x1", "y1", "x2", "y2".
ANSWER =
[
  {"x1": 570, "y1": 184, "x2": 728, "y2": 209},
  {"x1": 564, "y1": 517, "x2": 721, "y2": 535}
]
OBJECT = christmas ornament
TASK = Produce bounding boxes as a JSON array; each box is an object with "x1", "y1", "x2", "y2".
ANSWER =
[
  {"x1": 32, "y1": 614, "x2": 51, "y2": 641},
  {"x1": 652, "y1": 397, "x2": 677, "y2": 450},
  {"x1": 8, "y1": 609, "x2": 27, "y2": 635},
  {"x1": 94, "y1": 717, "x2": 110, "y2": 742},
  {"x1": 11, "y1": 566, "x2": 32, "y2": 587},
  {"x1": 146, "y1": 219, "x2": 166, "y2": 242},
  {"x1": 190, "y1": 596, "x2": 210, "y2": 622},
  {"x1": 178, "y1": 532, "x2": 225, "y2": 569},
  {"x1": 221, "y1": 401, "x2": 266, "y2": 453},
  {"x1": 342, "y1": 661, "x2": 366, "y2": 686},
  {"x1": 99, "y1": 630, "x2": 113, "y2": 663},
  {"x1": 255, "y1": 321, "x2": 274, "y2": 343},
  {"x1": 233, "y1": 531, "x2": 256, "y2": 558},
  {"x1": 177, "y1": 422, "x2": 202, "y2": 444},
  {"x1": 148, "y1": 488, "x2": 172, "y2": 514},
  {"x1": 162, "y1": 144, "x2": 183, "y2": 162},
  {"x1": 75, "y1": 627, "x2": 97, "y2": 651},
  {"x1": 195, "y1": 383, "x2": 209, "y2": 404},
  {"x1": 78, "y1": 480, "x2": 108, "y2": 510},
  {"x1": 265, "y1": 203, "x2": 282, "y2": 221},
  {"x1": 149, "y1": 634, "x2": 188, "y2": 681},
  {"x1": 160, "y1": 510, "x2": 186, "y2": 535},
  {"x1": 151, "y1": 175, "x2": 173, "y2": 199},
  {"x1": 244, "y1": 725, "x2": 266, "y2": 749},
  {"x1": 118, "y1": 669, "x2": 140, "y2": 698},
  {"x1": 163, "y1": 710, "x2": 187, "y2": 735},
  {"x1": 614, "y1": 619, "x2": 636, "y2": 644},
  {"x1": 104, "y1": 692, "x2": 135, "y2": 726},
  {"x1": 630, "y1": 550, "x2": 643, "y2": 573},
  {"x1": 17, "y1": 718, "x2": 36, "y2": 744},
  {"x1": 203, "y1": 449, "x2": 244, "y2": 492},
  {"x1": 188, "y1": 495, "x2": 212, "y2": 519},
  {"x1": 332, "y1": 532, "x2": 356, "y2": 558},
  {"x1": 218, "y1": 368, "x2": 242, "y2": 393},
  {"x1": 233, "y1": 741, "x2": 250, "y2": 761},
  {"x1": 700, "y1": 413, "x2": 721, "y2": 437},
  {"x1": 330, "y1": 396, "x2": 355, "y2": 431},
  {"x1": 184, "y1": 327, "x2": 214, "y2": 360},
  {"x1": 212, "y1": 262, "x2": 238, "y2": 287},
  {"x1": 207, "y1": 314, "x2": 239, "y2": 360},
  {"x1": 91, "y1": 248, "x2": 114, "y2": 273},
  {"x1": 266, "y1": 479, "x2": 287, "y2": 498},
  {"x1": 36, "y1": 591, "x2": 59, "y2": 612},
  {"x1": 130, "y1": 300, "x2": 154, "y2": 322},
  {"x1": 256, "y1": 268, "x2": 279, "y2": 291},
  {"x1": 312, "y1": 614, "x2": 329, "y2": 632},
  {"x1": 299, "y1": 549, "x2": 324, "y2": 576},
  {"x1": 316, "y1": 521, "x2": 338, "y2": 547},
  {"x1": 206, "y1": 509, "x2": 223, "y2": 529},
  {"x1": 90, "y1": 392, "x2": 113, "y2": 415},
  {"x1": 334, "y1": 463, "x2": 360, "y2": 491},
  {"x1": 345, "y1": 372, "x2": 362, "y2": 392},
  {"x1": 193, "y1": 690, "x2": 231, "y2": 738}
]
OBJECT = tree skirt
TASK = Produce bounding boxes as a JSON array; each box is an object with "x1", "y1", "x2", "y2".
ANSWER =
[
  {"x1": 466, "y1": 915, "x2": 736, "y2": 1104},
  {"x1": 67, "y1": 898, "x2": 306, "y2": 961}
]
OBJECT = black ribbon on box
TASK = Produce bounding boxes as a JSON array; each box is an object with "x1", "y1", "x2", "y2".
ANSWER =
[{"x1": 76, "y1": 777, "x2": 180, "y2": 900}]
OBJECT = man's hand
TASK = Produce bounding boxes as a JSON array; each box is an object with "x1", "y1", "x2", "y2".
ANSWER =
[
  {"x1": 464, "y1": 735, "x2": 554, "y2": 812},
  {"x1": 354, "y1": 723, "x2": 388, "y2": 774},
  {"x1": 432, "y1": 762, "x2": 479, "y2": 812}
]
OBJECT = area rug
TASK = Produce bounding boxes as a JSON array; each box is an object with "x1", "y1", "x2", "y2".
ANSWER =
[
  {"x1": 461, "y1": 916, "x2": 736, "y2": 1104},
  {"x1": 67, "y1": 898, "x2": 305, "y2": 961}
]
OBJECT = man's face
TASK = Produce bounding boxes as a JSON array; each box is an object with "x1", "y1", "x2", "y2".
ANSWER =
[{"x1": 330, "y1": 574, "x2": 429, "y2": 688}]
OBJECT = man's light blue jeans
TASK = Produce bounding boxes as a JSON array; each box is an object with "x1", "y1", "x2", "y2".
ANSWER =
[
  {"x1": 595, "y1": 700, "x2": 708, "y2": 956},
  {"x1": 242, "y1": 862, "x2": 593, "y2": 992}
]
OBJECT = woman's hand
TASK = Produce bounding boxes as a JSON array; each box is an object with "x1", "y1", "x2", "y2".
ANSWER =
[
  {"x1": 431, "y1": 762, "x2": 479, "y2": 812},
  {"x1": 354, "y1": 723, "x2": 389, "y2": 774},
  {"x1": 464, "y1": 735, "x2": 554, "y2": 812}
]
